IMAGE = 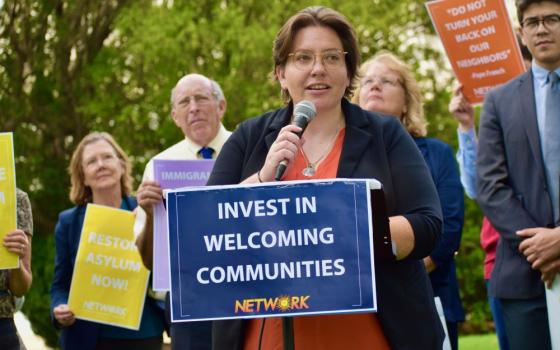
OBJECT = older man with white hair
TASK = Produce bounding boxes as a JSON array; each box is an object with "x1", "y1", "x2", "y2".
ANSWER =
[{"x1": 135, "y1": 73, "x2": 231, "y2": 350}]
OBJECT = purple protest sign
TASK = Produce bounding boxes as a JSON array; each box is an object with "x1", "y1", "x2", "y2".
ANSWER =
[{"x1": 152, "y1": 159, "x2": 215, "y2": 290}]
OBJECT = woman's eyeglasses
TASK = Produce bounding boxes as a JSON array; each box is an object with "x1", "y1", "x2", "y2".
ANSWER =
[
  {"x1": 287, "y1": 49, "x2": 348, "y2": 70},
  {"x1": 360, "y1": 75, "x2": 402, "y2": 89},
  {"x1": 83, "y1": 153, "x2": 119, "y2": 170}
]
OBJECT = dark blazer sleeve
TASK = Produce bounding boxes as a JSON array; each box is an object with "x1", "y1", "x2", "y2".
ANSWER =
[
  {"x1": 476, "y1": 74, "x2": 550, "y2": 299},
  {"x1": 50, "y1": 209, "x2": 74, "y2": 312},
  {"x1": 209, "y1": 122, "x2": 253, "y2": 185},
  {"x1": 476, "y1": 86, "x2": 538, "y2": 251},
  {"x1": 428, "y1": 140, "x2": 464, "y2": 266},
  {"x1": 209, "y1": 110, "x2": 282, "y2": 186},
  {"x1": 365, "y1": 116, "x2": 444, "y2": 349},
  {"x1": 381, "y1": 119, "x2": 442, "y2": 259}
]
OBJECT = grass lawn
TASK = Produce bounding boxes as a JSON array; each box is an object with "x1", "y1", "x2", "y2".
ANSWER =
[{"x1": 458, "y1": 333, "x2": 499, "y2": 350}]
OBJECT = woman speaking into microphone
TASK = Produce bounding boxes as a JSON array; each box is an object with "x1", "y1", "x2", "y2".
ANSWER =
[{"x1": 208, "y1": 6, "x2": 444, "y2": 349}]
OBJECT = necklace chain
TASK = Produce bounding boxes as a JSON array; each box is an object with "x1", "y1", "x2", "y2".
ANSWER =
[{"x1": 300, "y1": 123, "x2": 341, "y2": 177}]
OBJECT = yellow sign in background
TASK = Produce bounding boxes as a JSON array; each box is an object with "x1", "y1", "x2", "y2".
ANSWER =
[
  {"x1": 68, "y1": 204, "x2": 150, "y2": 329},
  {"x1": 0, "y1": 132, "x2": 18, "y2": 269}
]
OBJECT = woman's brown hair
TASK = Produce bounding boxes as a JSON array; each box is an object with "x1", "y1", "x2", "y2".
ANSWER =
[{"x1": 272, "y1": 6, "x2": 360, "y2": 103}]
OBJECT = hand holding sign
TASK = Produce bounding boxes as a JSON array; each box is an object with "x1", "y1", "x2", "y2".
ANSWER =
[
  {"x1": 53, "y1": 304, "x2": 76, "y2": 327},
  {"x1": 449, "y1": 85, "x2": 475, "y2": 131},
  {"x1": 426, "y1": 0, "x2": 525, "y2": 103},
  {"x1": 137, "y1": 180, "x2": 163, "y2": 216},
  {"x1": 2, "y1": 229, "x2": 29, "y2": 258}
]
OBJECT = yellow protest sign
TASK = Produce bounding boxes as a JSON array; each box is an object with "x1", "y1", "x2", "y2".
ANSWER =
[
  {"x1": 0, "y1": 132, "x2": 18, "y2": 270},
  {"x1": 68, "y1": 204, "x2": 149, "y2": 329}
]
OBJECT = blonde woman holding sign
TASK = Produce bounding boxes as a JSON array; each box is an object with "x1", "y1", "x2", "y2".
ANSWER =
[{"x1": 50, "y1": 132, "x2": 165, "y2": 350}]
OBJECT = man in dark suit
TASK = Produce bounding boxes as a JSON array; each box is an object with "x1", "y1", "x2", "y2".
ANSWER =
[{"x1": 476, "y1": 1, "x2": 560, "y2": 349}]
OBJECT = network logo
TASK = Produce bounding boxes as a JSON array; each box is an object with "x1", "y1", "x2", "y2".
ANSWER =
[{"x1": 234, "y1": 295, "x2": 310, "y2": 314}]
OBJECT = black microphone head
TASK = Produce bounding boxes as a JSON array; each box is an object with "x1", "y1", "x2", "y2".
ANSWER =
[{"x1": 293, "y1": 100, "x2": 316, "y2": 128}]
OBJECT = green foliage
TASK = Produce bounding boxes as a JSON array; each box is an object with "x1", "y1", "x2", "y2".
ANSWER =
[
  {"x1": 459, "y1": 332, "x2": 500, "y2": 350},
  {"x1": 457, "y1": 198, "x2": 489, "y2": 333},
  {"x1": 1, "y1": 0, "x2": 493, "y2": 343},
  {"x1": 24, "y1": 232, "x2": 58, "y2": 348},
  {"x1": 456, "y1": 106, "x2": 490, "y2": 334}
]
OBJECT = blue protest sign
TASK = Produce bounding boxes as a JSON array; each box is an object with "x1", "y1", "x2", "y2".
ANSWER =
[{"x1": 167, "y1": 179, "x2": 377, "y2": 322}]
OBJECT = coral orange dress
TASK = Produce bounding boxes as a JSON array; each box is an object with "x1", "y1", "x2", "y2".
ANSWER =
[{"x1": 243, "y1": 129, "x2": 390, "y2": 350}]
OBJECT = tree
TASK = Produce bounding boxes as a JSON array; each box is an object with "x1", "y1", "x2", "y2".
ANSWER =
[{"x1": 1, "y1": 1, "x2": 134, "y2": 345}]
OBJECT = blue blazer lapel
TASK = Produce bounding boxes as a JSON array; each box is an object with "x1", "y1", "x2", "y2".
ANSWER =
[
  {"x1": 519, "y1": 71, "x2": 547, "y2": 185},
  {"x1": 338, "y1": 100, "x2": 372, "y2": 178}
]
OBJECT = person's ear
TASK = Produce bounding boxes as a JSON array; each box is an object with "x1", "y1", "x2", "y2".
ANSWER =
[
  {"x1": 518, "y1": 27, "x2": 528, "y2": 47},
  {"x1": 171, "y1": 108, "x2": 181, "y2": 127},
  {"x1": 276, "y1": 66, "x2": 287, "y2": 89},
  {"x1": 217, "y1": 100, "x2": 226, "y2": 120}
]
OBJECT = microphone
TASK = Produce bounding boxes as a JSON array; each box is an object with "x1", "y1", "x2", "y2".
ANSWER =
[{"x1": 274, "y1": 100, "x2": 316, "y2": 181}]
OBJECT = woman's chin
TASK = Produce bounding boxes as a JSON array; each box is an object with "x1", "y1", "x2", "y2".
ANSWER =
[{"x1": 90, "y1": 181, "x2": 119, "y2": 193}]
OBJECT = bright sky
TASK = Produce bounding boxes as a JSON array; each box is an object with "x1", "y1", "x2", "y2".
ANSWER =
[{"x1": 506, "y1": 0, "x2": 519, "y2": 24}]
